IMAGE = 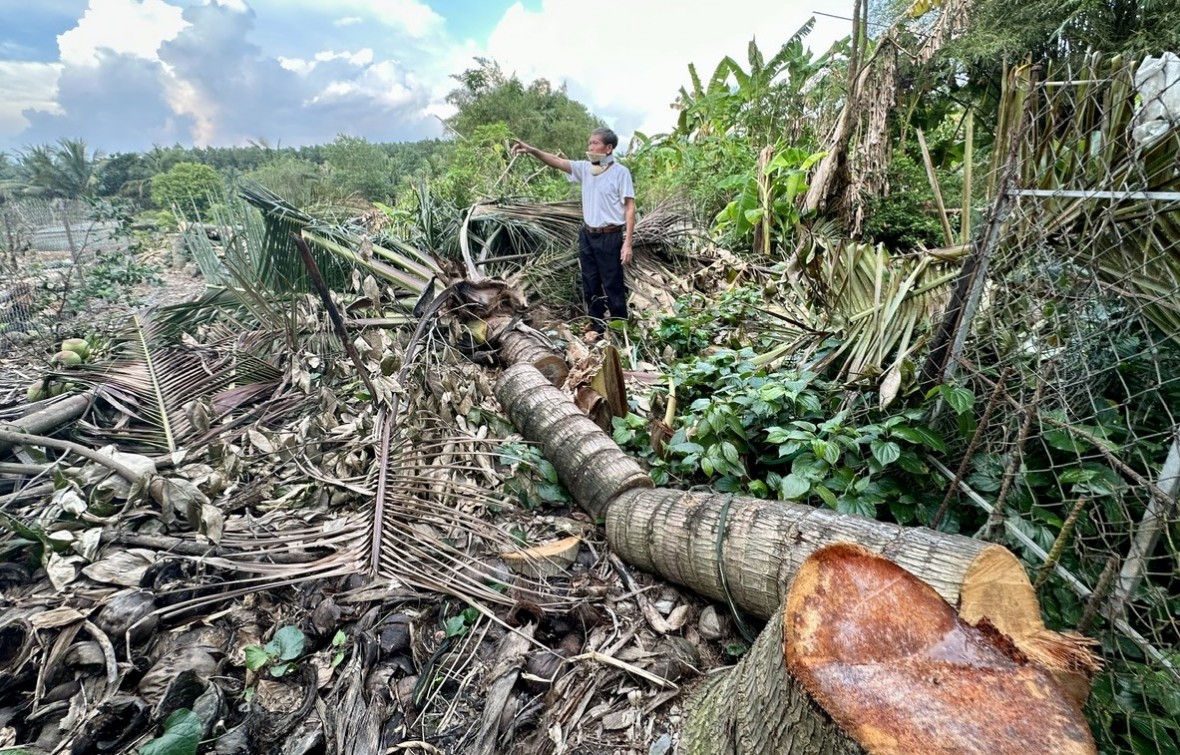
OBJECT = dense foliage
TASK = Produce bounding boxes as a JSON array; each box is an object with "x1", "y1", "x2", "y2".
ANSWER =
[
  {"x1": 150, "y1": 162, "x2": 224, "y2": 220},
  {"x1": 444, "y1": 57, "x2": 603, "y2": 158},
  {"x1": 614, "y1": 286, "x2": 976, "y2": 531}
]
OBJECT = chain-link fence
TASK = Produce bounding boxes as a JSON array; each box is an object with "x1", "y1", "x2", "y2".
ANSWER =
[
  {"x1": 0, "y1": 198, "x2": 123, "y2": 348},
  {"x1": 933, "y1": 55, "x2": 1180, "y2": 753}
]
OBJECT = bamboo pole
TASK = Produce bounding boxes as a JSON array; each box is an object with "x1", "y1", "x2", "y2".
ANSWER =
[
  {"x1": 1110, "y1": 427, "x2": 1180, "y2": 615},
  {"x1": 916, "y1": 128, "x2": 955, "y2": 247}
]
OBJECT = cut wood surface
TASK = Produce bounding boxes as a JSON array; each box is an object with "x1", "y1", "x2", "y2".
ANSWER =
[
  {"x1": 784, "y1": 544, "x2": 1095, "y2": 755},
  {"x1": 685, "y1": 545, "x2": 1096, "y2": 754}
]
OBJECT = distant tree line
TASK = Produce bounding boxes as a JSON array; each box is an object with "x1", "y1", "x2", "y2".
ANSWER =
[{"x1": 0, "y1": 56, "x2": 604, "y2": 224}]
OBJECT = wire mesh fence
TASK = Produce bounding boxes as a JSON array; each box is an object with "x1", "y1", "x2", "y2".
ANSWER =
[
  {"x1": 0, "y1": 198, "x2": 124, "y2": 349},
  {"x1": 938, "y1": 54, "x2": 1180, "y2": 753}
]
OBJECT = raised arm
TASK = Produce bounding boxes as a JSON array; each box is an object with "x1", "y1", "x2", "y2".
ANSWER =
[{"x1": 511, "y1": 139, "x2": 572, "y2": 174}]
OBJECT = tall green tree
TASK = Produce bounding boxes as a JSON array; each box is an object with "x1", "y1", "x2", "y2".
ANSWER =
[
  {"x1": 322, "y1": 135, "x2": 398, "y2": 201},
  {"x1": 952, "y1": 0, "x2": 1180, "y2": 64},
  {"x1": 0, "y1": 152, "x2": 25, "y2": 198},
  {"x1": 445, "y1": 58, "x2": 603, "y2": 157},
  {"x1": 150, "y1": 161, "x2": 224, "y2": 219},
  {"x1": 673, "y1": 22, "x2": 841, "y2": 149},
  {"x1": 17, "y1": 138, "x2": 104, "y2": 199}
]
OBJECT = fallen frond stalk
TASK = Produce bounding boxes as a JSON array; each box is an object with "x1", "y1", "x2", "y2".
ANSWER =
[{"x1": 0, "y1": 428, "x2": 145, "y2": 482}]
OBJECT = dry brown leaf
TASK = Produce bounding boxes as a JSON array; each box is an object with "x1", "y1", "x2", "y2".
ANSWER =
[
  {"x1": 30, "y1": 606, "x2": 86, "y2": 629},
  {"x1": 81, "y1": 549, "x2": 157, "y2": 587},
  {"x1": 501, "y1": 536, "x2": 581, "y2": 579}
]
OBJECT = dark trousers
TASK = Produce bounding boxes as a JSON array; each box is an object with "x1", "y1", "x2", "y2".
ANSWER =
[{"x1": 578, "y1": 227, "x2": 628, "y2": 332}]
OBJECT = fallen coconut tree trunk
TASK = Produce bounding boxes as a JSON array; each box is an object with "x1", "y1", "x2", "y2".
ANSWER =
[
  {"x1": 494, "y1": 361, "x2": 1098, "y2": 753},
  {"x1": 498, "y1": 363, "x2": 1012, "y2": 617},
  {"x1": 493, "y1": 324, "x2": 570, "y2": 387}
]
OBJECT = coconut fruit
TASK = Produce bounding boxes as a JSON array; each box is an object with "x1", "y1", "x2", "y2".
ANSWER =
[
  {"x1": 26, "y1": 380, "x2": 48, "y2": 402},
  {"x1": 61, "y1": 338, "x2": 91, "y2": 359},
  {"x1": 53, "y1": 350, "x2": 83, "y2": 366}
]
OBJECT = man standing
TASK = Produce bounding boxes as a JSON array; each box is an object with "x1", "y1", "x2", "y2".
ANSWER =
[{"x1": 512, "y1": 128, "x2": 635, "y2": 338}]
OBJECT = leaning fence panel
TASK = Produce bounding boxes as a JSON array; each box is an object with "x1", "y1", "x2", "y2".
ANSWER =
[
  {"x1": 940, "y1": 55, "x2": 1180, "y2": 755},
  {"x1": 0, "y1": 199, "x2": 125, "y2": 350}
]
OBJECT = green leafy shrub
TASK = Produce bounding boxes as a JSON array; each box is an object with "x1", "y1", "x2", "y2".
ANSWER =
[
  {"x1": 150, "y1": 162, "x2": 224, "y2": 220},
  {"x1": 862, "y1": 152, "x2": 948, "y2": 251},
  {"x1": 498, "y1": 441, "x2": 572, "y2": 510},
  {"x1": 615, "y1": 346, "x2": 968, "y2": 527},
  {"x1": 244, "y1": 624, "x2": 307, "y2": 678},
  {"x1": 653, "y1": 287, "x2": 767, "y2": 359},
  {"x1": 62, "y1": 250, "x2": 162, "y2": 311}
]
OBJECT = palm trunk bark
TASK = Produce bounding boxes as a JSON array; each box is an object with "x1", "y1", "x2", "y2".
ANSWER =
[
  {"x1": 682, "y1": 601, "x2": 863, "y2": 755},
  {"x1": 606, "y1": 486, "x2": 1001, "y2": 614},
  {"x1": 497, "y1": 362, "x2": 1000, "y2": 609},
  {"x1": 0, "y1": 391, "x2": 94, "y2": 455}
]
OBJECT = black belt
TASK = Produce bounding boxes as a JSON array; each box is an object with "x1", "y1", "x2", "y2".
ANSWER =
[{"x1": 583, "y1": 223, "x2": 623, "y2": 234}]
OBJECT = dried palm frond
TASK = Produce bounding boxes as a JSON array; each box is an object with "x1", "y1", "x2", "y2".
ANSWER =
[
  {"x1": 466, "y1": 200, "x2": 583, "y2": 271},
  {"x1": 455, "y1": 198, "x2": 705, "y2": 317},
  {"x1": 766, "y1": 240, "x2": 963, "y2": 387},
  {"x1": 1000, "y1": 54, "x2": 1180, "y2": 343},
  {"x1": 66, "y1": 313, "x2": 285, "y2": 453},
  {"x1": 367, "y1": 438, "x2": 575, "y2": 609},
  {"x1": 804, "y1": 0, "x2": 971, "y2": 235},
  {"x1": 632, "y1": 198, "x2": 707, "y2": 253}
]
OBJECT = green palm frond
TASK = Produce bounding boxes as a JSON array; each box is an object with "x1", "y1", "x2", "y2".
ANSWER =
[
  {"x1": 238, "y1": 182, "x2": 353, "y2": 293},
  {"x1": 241, "y1": 181, "x2": 443, "y2": 295}
]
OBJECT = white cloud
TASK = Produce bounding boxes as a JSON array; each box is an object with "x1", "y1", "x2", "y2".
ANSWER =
[
  {"x1": 272, "y1": 0, "x2": 444, "y2": 38},
  {"x1": 57, "y1": 0, "x2": 188, "y2": 67},
  {"x1": 278, "y1": 56, "x2": 316, "y2": 74},
  {"x1": 485, "y1": 0, "x2": 853, "y2": 138},
  {"x1": 279, "y1": 48, "x2": 375, "y2": 75},
  {"x1": 0, "y1": 62, "x2": 64, "y2": 139},
  {"x1": 317, "y1": 48, "x2": 374, "y2": 66},
  {"x1": 2, "y1": 0, "x2": 855, "y2": 153}
]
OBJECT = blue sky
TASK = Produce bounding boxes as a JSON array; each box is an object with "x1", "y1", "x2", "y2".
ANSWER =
[{"x1": 0, "y1": 0, "x2": 853, "y2": 155}]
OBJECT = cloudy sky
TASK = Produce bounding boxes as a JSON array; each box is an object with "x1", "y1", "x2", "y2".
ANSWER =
[{"x1": 0, "y1": 0, "x2": 854, "y2": 156}]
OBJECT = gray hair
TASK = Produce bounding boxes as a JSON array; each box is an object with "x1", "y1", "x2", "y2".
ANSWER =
[{"x1": 592, "y1": 128, "x2": 619, "y2": 149}]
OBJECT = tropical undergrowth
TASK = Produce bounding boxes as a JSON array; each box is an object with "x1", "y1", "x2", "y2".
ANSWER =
[{"x1": 615, "y1": 284, "x2": 980, "y2": 533}]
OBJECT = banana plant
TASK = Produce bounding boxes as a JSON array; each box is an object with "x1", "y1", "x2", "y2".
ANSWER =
[{"x1": 713, "y1": 146, "x2": 826, "y2": 254}]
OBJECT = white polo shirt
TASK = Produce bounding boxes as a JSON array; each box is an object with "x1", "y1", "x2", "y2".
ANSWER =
[{"x1": 568, "y1": 160, "x2": 635, "y2": 227}]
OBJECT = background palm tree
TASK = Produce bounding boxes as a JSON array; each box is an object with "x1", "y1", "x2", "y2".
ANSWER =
[{"x1": 16, "y1": 138, "x2": 104, "y2": 199}]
